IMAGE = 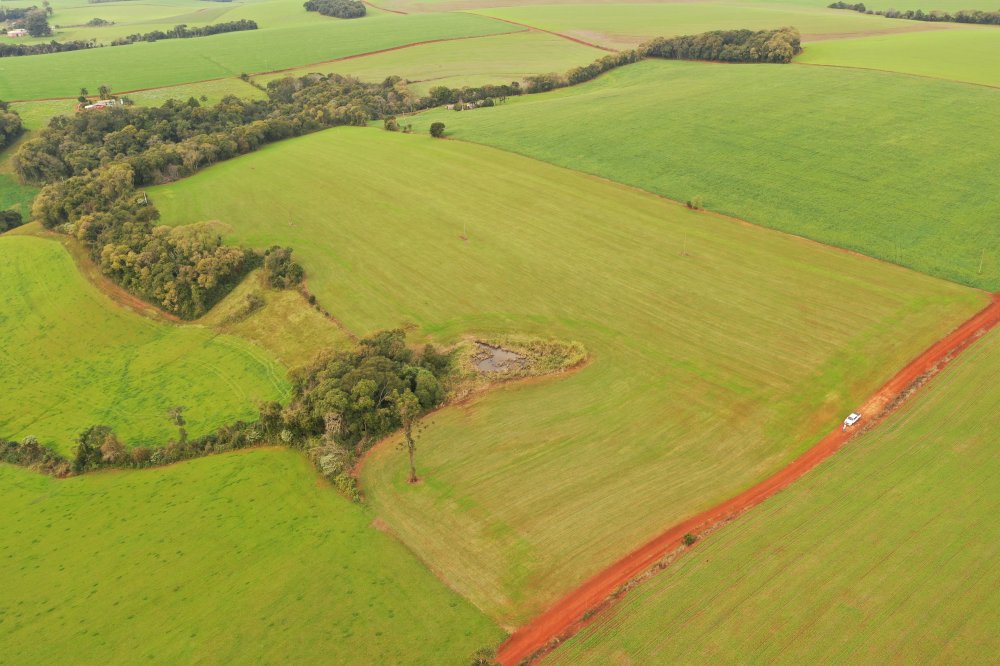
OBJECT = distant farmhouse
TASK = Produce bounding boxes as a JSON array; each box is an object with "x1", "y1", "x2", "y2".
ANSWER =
[{"x1": 7, "y1": 28, "x2": 28, "y2": 37}]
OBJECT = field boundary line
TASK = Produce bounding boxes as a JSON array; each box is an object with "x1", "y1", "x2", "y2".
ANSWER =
[
  {"x1": 7, "y1": 31, "x2": 528, "y2": 104},
  {"x1": 469, "y1": 13, "x2": 618, "y2": 52},
  {"x1": 795, "y1": 60, "x2": 1000, "y2": 92},
  {"x1": 495, "y1": 292, "x2": 1000, "y2": 665},
  {"x1": 365, "y1": 0, "x2": 408, "y2": 14}
]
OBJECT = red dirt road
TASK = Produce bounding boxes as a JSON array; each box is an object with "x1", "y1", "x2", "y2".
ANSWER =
[
  {"x1": 496, "y1": 292, "x2": 1000, "y2": 666},
  {"x1": 478, "y1": 15, "x2": 619, "y2": 52}
]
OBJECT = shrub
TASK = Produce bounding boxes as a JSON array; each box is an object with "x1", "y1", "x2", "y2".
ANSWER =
[{"x1": 430, "y1": 122, "x2": 445, "y2": 138}]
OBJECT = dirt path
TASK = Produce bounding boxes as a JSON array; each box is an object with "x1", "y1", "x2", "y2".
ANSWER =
[
  {"x1": 365, "y1": 0, "x2": 408, "y2": 14},
  {"x1": 496, "y1": 292, "x2": 1000, "y2": 666},
  {"x1": 475, "y1": 14, "x2": 619, "y2": 52}
]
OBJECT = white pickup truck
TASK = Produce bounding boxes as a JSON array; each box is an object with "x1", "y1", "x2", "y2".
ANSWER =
[{"x1": 842, "y1": 412, "x2": 862, "y2": 430}]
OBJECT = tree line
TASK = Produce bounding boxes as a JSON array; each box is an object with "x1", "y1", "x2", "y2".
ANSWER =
[
  {"x1": 0, "y1": 39, "x2": 96, "y2": 58},
  {"x1": 642, "y1": 27, "x2": 802, "y2": 63},
  {"x1": 303, "y1": 0, "x2": 366, "y2": 18},
  {"x1": 109, "y1": 19, "x2": 258, "y2": 46},
  {"x1": 2, "y1": 330, "x2": 450, "y2": 499},
  {"x1": 828, "y1": 2, "x2": 1000, "y2": 24}
]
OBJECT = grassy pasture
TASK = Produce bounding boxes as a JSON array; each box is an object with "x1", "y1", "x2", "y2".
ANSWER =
[
  {"x1": 469, "y1": 2, "x2": 944, "y2": 49},
  {"x1": 0, "y1": 12, "x2": 516, "y2": 101},
  {"x1": 0, "y1": 235, "x2": 288, "y2": 453},
  {"x1": 0, "y1": 173, "x2": 36, "y2": 213},
  {"x1": 151, "y1": 128, "x2": 983, "y2": 625},
  {"x1": 255, "y1": 30, "x2": 604, "y2": 95},
  {"x1": 412, "y1": 60, "x2": 1000, "y2": 291},
  {"x1": 0, "y1": 448, "x2": 503, "y2": 664},
  {"x1": 547, "y1": 326, "x2": 1000, "y2": 664},
  {"x1": 800, "y1": 29, "x2": 1000, "y2": 88}
]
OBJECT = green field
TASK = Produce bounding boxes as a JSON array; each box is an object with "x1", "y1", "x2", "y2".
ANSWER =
[
  {"x1": 0, "y1": 173, "x2": 36, "y2": 214},
  {"x1": 0, "y1": 447, "x2": 502, "y2": 664},
  {"x1": 800, "y1": 29, "x2": 1000, "y2": 88},
  {"x1": 547, "y1": 326, "x2": 1000, "y2": 664},
  {"x1": 151, "y1": 127, "x2": 983, "y2": 625},
  {"x1": 0, "y1": 12, "x2": 516, "y2": 101},
  {"x1": 412, "y1": 60, "x2": 1000, "y2": 290},
  {"x1": 255, "y1": 30, "x2": 604, "y2": 94},
  {"x1": 470, "y1": 2, "x2": 941, "y2": 48},
  {"x1": 0, "y1": 235, "x2": 288, "y2": 453}
]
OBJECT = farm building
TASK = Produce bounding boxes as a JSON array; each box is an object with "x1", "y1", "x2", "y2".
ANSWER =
[{"x1": 6, "y1": 29, "x2": 28, "y2": 37}]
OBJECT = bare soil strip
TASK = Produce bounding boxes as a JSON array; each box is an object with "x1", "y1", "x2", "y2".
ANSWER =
[
  {"x1": 496, "y1": 292, "x2": 1000, "y2": 666},
  {"x1": 474, "y1": 14, "x2": 619, "y2": 52}
]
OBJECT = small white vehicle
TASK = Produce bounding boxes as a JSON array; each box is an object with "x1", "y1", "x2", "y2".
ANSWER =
[{"x1": 843, "y1": 412, "x2": 862, "y2": 430}]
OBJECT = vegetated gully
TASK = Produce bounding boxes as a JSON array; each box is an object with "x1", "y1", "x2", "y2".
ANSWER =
[{"x1": 496, "y1": 292, "x2": 1000, "y2": 666}]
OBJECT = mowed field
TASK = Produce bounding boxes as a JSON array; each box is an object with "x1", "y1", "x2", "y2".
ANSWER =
[
  {"x1": 0, "y1": 235, "x2": 288, "y2": 454},
  {"x1": 254, "y1": 30, "x2": 604, "y2": 94},
  {"x1": 151, "y1": 128, "x2": 985, "y2": 625},
  {"x1": 547, "y1": 326, "x2": 1000, "y2": 664},
  {"x1": 413, "y1": 60, "x2": 1000, "y2": 291},
  {"x1": 800, "y1": 29, "x2": 1000, "y2": 88},
  {"x1": 0, "y1": 448, "x2": 502, "y2": 664},
  {"x1": 0, "y1": 11, "x2": 516, "y2": 101},
  {"x1": 469, "y1": 2, "x2": 951, "y2": 49}
]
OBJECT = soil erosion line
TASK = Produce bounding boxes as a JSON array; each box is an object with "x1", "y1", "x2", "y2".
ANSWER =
[
  {"x1": 496, "y1": 292, "x2": 1000, "y2": 666},
  {"x1": 474, "y1": 14, "x2": 619, "y2": 52}
]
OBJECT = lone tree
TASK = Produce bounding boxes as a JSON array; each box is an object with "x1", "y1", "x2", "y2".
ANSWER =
[
  {"x1": 168, "y1": 405, "x2": 187, "y2": 444},
  {"x1": 24, "y1": 9, "x2": 51, "y2": 37},
  {"x1": 394, "y1": 389, "x2": 422, "y2": 483},
  {"x1": 429, "y1": 122, "x2": 445, "y2": 138}
]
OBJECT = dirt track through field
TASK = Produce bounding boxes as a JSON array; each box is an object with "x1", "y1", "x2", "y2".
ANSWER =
[
  {"x1": 496, "y1": 292, "x2": 1000, "y2": 666},
  {"x1": 473, "y1": 14, "x2": 619, "y2": 52}
]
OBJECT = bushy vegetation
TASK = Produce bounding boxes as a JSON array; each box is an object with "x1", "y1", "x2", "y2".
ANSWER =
[
  {"x1": 0, "y1": 102, "x2": 24, "y2": 150},
  {"x1": 304, "y1": 0, "x2": 366, "y2": 19},
  {"x1": 16, "y1": 74, "x2": 418, "y2": 317},
  {"x1": 109, "y1": 19, "x2": 259, "y2": 46},
  {"x1": 0, "y1": 39, "x2": 95, "y2": 58},
  {"x1": 829, "y1": 1, "x2": 1000, "y2": 24},
  {"x1": 642, "y1": 27, "x2": 802, "y2": 63},
  {"x1": 0, "y1": 209, "x2": 24, "y2": 232}
]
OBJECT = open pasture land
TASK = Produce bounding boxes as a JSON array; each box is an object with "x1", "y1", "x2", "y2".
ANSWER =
[
  {"x1": 0, "y1": 11, "x2": 516, "y2": 101},
  {"x1": 469, "y1": 2, "x2": 952, "y2": 49},
  {"x1": 0, "y1": 448, "x2": 502, "y2": 664},
  {"x1": 413, "y1": 60, "x2": 1000, "y2": 291},
  {"x1": 152, "y1": 128, "x2": 984, "y2": 625},
  {"x1": 0, "y1": 173, "x2": 36, "y2": 214},
  {"x1": 547, "y1": 326, "x2": 1000, "y2": 664},
  {"x1": 800, "y1": 29, "x2": 1000, "y2": 88},
  {"x1": 254, "y1": 31, "x2": 604, "y2": 94},
  {"x1": 0, "y1": 235, "x2": 288, "y2": 454}
]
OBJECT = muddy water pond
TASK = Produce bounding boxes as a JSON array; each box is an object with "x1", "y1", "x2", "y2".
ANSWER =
[{"x1": 474, "y1": 343, "x2": 527, "y2": 372}]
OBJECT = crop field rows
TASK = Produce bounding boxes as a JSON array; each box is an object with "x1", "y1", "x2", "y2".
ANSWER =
[{"x1": 1, "y1": 0, "x2": 998, "y2": 663}]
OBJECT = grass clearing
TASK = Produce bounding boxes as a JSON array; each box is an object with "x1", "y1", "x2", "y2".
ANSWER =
[
  {"x1": 0, "y1": 12, "x2": 516, "y2": 101},
  {"x1": 0, "y1": 173, "x2": 36, "y2": 214},
  {"x1": 0, "y1": 235, "x2": 288, "y2": 453},
  {"x1": 254, "y1": 30, "x2": 604, "y2": 95},
  {"x1": 547, "y1": 326, "x2": 1000, "y2": 664},
  {"x1": 0, "y1": 447, "x2": 502, "y2": 664},
  {"x1": 799, "y1": 29, "x2": 1000, "y2": 88},
  {"x1": 411, "y1": 60, "x2": 1000, "y2": 290},
  {"x1": 151, "y1": 127, "x2": 984, "y2": 625}
]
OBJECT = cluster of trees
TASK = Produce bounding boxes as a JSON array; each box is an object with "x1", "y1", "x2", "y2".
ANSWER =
[
  {"x1": 18, "y1": 8, "x2": 52, "y2": 36},
  {"x1": 16, "y1": 75, "x2": 416, "y2": 316},
  {"x1": 109, "y1": 19, "x2": 258, "y2": 46},
  {"x1": 642, "y1": 27, "x2": 802, "y2": 63},
  {"x1": 303, "y1": 0, "x2": 366, "y2": 18},
  {"x1": 0, "y1": 102, "x2": 24, "y2": 149},
  {"x1": 0, "y1": 39, "x2": 95, "y2": 58},
  {"x1": 426, "y1": 81, "x2": 521, "y2": 106},
  {"x1": 0, "y1": 209, "x2": 24, "y2": 232},
  {"x1": 0, "y1": 5, "x2": 43, "y2": 20},
  {"x1": 1, "y1": 436, "x2": 70, "y2": 476},
  {"x1": 828, "y1": 2, "x2": 1000, "y2": 24}
]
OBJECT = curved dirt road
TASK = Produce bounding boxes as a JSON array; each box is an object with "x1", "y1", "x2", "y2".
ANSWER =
[{"x1": 497, "y1": 292, "x2": 1000, "y2": 665}]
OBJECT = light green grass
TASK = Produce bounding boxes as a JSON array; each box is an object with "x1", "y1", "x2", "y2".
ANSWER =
[
  {"x1": 0, "y1": 235, "x2": 289, "y2": 453},
  {"x1": 470, "y1": 2, "x2": 936, "y2": 48},
  {"x1": 800, "y1": 28, "x2": 1000, "y2": 87},
  {"x1": 255, "y1": 30, "x2": 604, "y2": 95},
  {"x1": 0, "y1": 173, "x2": 36, "y2": 213},
  {"x1": 0, "y1": 447, "x2": 503, "y2": 664},
  {"x1": 0, "y1": 12, "x2": 516, "y2": 101},
  {"x1": 547, "y1": 326, "x2": 1000, "y2": 664},
  {"x1": 199, "y1": 269, "x2": 355, "y2": 369},
  {"x1": 151, "y1": 127, "x2": 983, "y2": 625},
  {"x1": 411, "y1": 60, "x2": 1000, "y2": 290}
]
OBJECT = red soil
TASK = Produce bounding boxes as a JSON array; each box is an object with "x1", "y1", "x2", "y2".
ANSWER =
[{"x1": 496, "y1": 292, "x2": 1000, "y2": 666}]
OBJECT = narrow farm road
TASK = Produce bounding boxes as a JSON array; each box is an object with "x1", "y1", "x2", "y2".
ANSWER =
[
  {"x1": 472, "y1": 14, "x2": 619, "y2": 52},
  {"x1": 496, "y1": 292, "x2": 1000, "y2": 666}
]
